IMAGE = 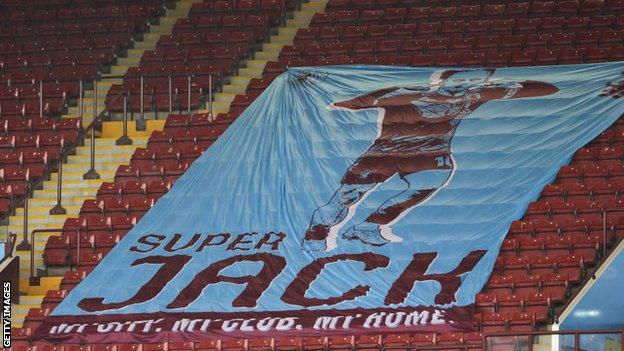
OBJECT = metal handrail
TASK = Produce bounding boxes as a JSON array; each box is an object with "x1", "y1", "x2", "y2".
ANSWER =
[
  {"x1": 29, "y1": 228, "x2": 64, "y2": 280},
  {"x1": 18, "y1": 89, "x2": 125, "y2": 275},
  {"x1": 17, "y1": 66, "x2": 218, "y2": 278},
  {"x1": 55, "y1": 89, "x2": 126, "y2": 208},
  {"x1": 98, "y1": 71, "x2": 223, "y2": 81},
  {"x1": 22, "y1": 70, "x2": 214, "y2": 279}
]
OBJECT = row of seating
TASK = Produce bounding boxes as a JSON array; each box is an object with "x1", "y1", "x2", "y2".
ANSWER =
[
  {"x1": 168, "y1": 15, "x2": 273, "y2": 39},
  {"x1": 1, "y1": 37, "x2": 134, "y2": 59},
  {"x1": 0, "y1": 51, "x2": 115, "y2": 72},
  {"x1": 500, "y1": 234, "x2": 603, "y2": 259},
  {"x1": 43, "y1": 233, "x2": 120, "y2": 266},
  {"x1": 508, "y1": 218, "x2": 624, "y2": 247},
  {"x1": 311, "y1": 12, "x2": 624, "y2": 32},
  {"x1": 477, "y1": 299, "x2": 551, "y2": 323},
  {"x1": 286, "y1": 36, "x2": 624, "y2": 54},
  {"x1": 132, "y1": 53, "x2": 242, "y2": 71},
  {"x1": 267, "y1": 47, "x2": 624, "y2": 72},
  {"x1": 542, "y1": 182, "x2": 624, "y2": 201},
  {"x1": 525, "y1": 197, "x2": 624, "y2": 219},
  {"x1": 1, "y1": 0, "x2": 154, "y2": 6},
  {"x1": 1, "y1": 66, "x2": 100, "y2": 82},
  {"x1": 189, "y1": 0, "x2": 294, "y2": 20},
  {"x1": 96, "y1": 180, "x2": 171, "y2": 200},
  {"x1": 8, "y1": 332, "x2": 483, "y2": 351},
  {"x1": 1, "y1": 20, "x2": 150, "y2": 41},
  {"x1": 1, "y1": 3, "x2": 161, "y2": 26},
  {"x1": 326, "y1": 0, "x2": 623, "y2": 17},
  {"x1": 302, "y1": 22, "x2": 624, "y2": 43}
]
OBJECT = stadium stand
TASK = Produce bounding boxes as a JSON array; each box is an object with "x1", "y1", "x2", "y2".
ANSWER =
[
  {"x1": 2, "y1": 0, "x2": 624, "y2": 349},
  {"x1": 0, "y1": 0, "x2": 165, "y2": 225}
]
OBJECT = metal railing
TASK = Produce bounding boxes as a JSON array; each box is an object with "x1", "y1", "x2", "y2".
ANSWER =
[
  {"x1": 98, "y1": 72, "x2": 218, "y2": 121},
  {"x1": 29, "y1": 229, "x2": 63, "y2": 280},
  {"x1": 15, "y1": 86, "x2": 125, "y2": 259},
  {"x1": 16, "y1": 72, "x2": 216, "y2": 279},
  {"x1": 4, "y1": 72, "x2": 217, "y2": 126},
  {"x1": 483, "y1": 329, "x2": 624, "y2": 351}
]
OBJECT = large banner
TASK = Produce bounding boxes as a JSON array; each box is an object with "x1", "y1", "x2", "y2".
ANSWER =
[{"x1": 36, "y1": 63, "x2": 624, "y2": 343}]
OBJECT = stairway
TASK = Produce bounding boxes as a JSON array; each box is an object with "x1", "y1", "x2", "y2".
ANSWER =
[
  {"x1": 12, "y1": 277, "x2": 62, "y2": 329},
  {"x1": 66, "y1": 0, "x2": 199, "y2": 125},
  {"x1": 205, "y1": 0, "x2": 328, "y2": 115},
  {"x1": 9, "y1": 137, "x2": 146, "y2": 328}
]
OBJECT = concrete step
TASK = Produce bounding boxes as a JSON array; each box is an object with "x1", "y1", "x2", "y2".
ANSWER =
[
  {"x1": 79, "y1": 97, "x2": 108, "y2": 105},
  {"x1": 18, "y1": 295, "x2": 45, "y2": 306},
  {"x1": 255, "y1": 51, "x2": 279, "y2": 60},
  {"x1": 269, "y1": 35, "x2": 296, "y2": 44},
  {"x1": 143, "y1": 32, "x2": 163, "y2": 42},
  {"x1": 14, "y1": 304, "x2": 39, "y2": 314},
  {"x1": 215, "y1": 92, "x2": 236, "y2": 103},
  {"x1": 133, "y1": 40, "x2": 157, "y2": 50},
  {"x1": 61, "y1": 170, "x2": 116, "y2": 181},
  {"x1": 14, "y1": 205, "x2": 81, "y2": 217},
  {"x1": 74, "y1": 143, "x2": 140, "y2": 154},
  {"x1": 111, "y1": 65, "x2": 132, "y2": 75},
  {"x1": 277, "y1": 27, "x2": 298, "y2": 36},
  {"x1": 75, "y1": 138, "x2": 148, "y2": 148},
  {"x1": 35, "y1": 179, "x2": 101, "y2": 196},
  {"x1": 231, "y1": 76, "x2": 255, "y2": 86},
  {"x1": 116, "y1": 56, "x2": 142, "y2": 68},
  {"x1": 107, "y1": 110, "x2": 185, "y2": 121},
  {"x1": 261, "y1": 42, "x2": 284, "y2": 51},
  {"x1": 211, "y1": 101, "x2": 231, "y2": 114},
  {"x1": 85, "y1": 89, "x2": 120, "y2": 99},
  {"x1": 239, "y1": 67, "x2": 264, "y2": 77},
  {"x1": 67, "y1": 106, "x2": 106, "y2": 119},
  {"x1": 28, "y1": 194, "x2": 97, "y2": 208},
  {"x1": 127, "y1": 49, "x2": 146, "y2": 59},
  {"x1": 21, "y1": 277, "x2": 62, "y2": 294},
  {"x1": 39, "y1": 179, "x2": 104, "y2": 191},
  {"x1": 63, "y1": 161, "x2": 128, "y2": 172},
  {"x1": 29, "y1": 194, "x2": 100, "y2": 207},
  {"x1": 12, "y1": 214, "x2": 68, "y2": 226},
  {"x1": 246, "y1": 60, "x2": 268, "y2": 69},
  {"x1": 68, "y1": 152, "x2": 133, "y2": 163},
  {"x1": 222, "y1": 84, "x2": 248, "y2": 94}
]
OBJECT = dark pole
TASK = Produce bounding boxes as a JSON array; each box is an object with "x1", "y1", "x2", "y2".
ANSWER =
[
  {"x1": 39, "y1": 81, "x2": 43, "y2": 119},
  {"x1": 49, "y1": 151, "x2": 66, "y2": 215},
  {"x1": 83, "y1": 80, "x2": 100, "y2": 180},
  {"x1": 187, "y1": 75, "x2": 192, "y2": 117},
  {"x1": 79, "y1": 80, "x2": 83, "y2": 124},
  {"x1": 209, "y1": 75, "x2": 213, "y2": 112},
  {"x1": 116, "y1": 94, "x2": 132, "y2": 145},
  {"x1": 168, "y1": 76, "x2": 172, "y2": 115},
  {"x1": 136, "y1": 77, "x2": 146, "y2": 131},
  {"x1": 16, "y1": 183, "x2": 30, "y2": 251}
]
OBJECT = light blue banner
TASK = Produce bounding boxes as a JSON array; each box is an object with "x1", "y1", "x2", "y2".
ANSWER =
[{"x1": 41, "y1": 63, "x2": 624, "y2": 340}]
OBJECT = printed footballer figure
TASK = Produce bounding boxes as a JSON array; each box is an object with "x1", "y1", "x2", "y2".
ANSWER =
[{"x1": 302, "y1": 68, "x2": 559, "y2": 251}]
